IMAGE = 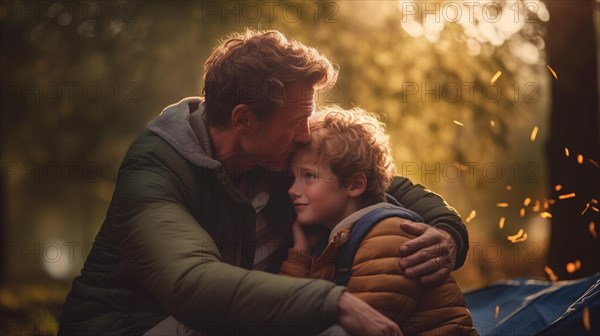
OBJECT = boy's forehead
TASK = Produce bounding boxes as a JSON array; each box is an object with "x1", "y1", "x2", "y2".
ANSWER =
[{"x1": 290, "y1": 147, "x2": 322, "y2": 167}]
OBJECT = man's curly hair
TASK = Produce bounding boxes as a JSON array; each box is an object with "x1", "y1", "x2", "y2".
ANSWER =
[{"x1": 203, "y1": 28, "x2": 338, "y2": 128}]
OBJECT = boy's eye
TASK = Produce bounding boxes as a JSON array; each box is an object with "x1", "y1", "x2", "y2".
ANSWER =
[{"x1": 304, "y1": 172, "x2": 318, "y2": 181}]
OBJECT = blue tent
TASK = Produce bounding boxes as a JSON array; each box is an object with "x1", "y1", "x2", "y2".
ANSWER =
[{"x1": 464, "y1": 272, "x2": 600, "y2": 335}]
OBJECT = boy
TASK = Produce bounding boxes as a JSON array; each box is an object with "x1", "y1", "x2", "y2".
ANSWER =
[{"x1": 281, "y1": 106, "x2": 478, "y2": 335}]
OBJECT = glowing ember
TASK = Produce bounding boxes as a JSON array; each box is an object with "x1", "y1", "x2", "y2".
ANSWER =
[
  {"x1": 497, "y1": 202, "x2": 509, "y2": 208},
  {"x1": 593, "y1": 206, "x2": 600, "y2": 213},
  {"x1": 519, "y1": 208, "x2": 525, "y2": 217},
  {"x1": 490, "y1": 71, "x2": 502, "y2": 84},
  {"x1": 544, "y1": 266, "x2": 558, "y2": 281},
  {"x1": 566, "y1": 260, "x2": 581, "y2": 273},
  {"x1": 583, "y1": 306, "x2": 591, "y2": 332},
  {"x1": 544, "y1": 199, "x2": 549, "y2": 209},
  {"x1": 507, "y1": 229, "x2": 527, "y2": 242},
  {"x1": 554, "y1": 184, "x2": 562, "y2": 192},
  {"x1": 507, "y1": 229, "x2": 524, "y2": 240},
  {"x1": 490, "y1": 120, "x2": 496, "y2": 127},
  {"x1": 495, "y1": 305, "x2": 500, "y2": 319},
  {"x1": 506, "y1": 185, "x2": 512, "y2": 191},
  {"x1": 549, "y1": 199, "x2": 556, "y2": 205},
  {"x1": 582, "y1": 203, "x2": 590, "y2": 215},
  {"x1": 530, "y1": 126, "x2": 539, "y2": 142},
  {"x1": 558, "y1": 193, "x2": 576, "y2": 200},
  {"x1": 465, "y1": 210, "x2": 477, "y2": 223},
  {"x1": 523, "y1": 197, "x2": 531, "y2": 206},
  {"x1": 589, "y1": 159, "x2": 599, "y2": 169},
  {"x1": 592, "y1": 199, "x2": 599, "y2": 204},
  {"x1": 540, "y1": 212, "x2": 552, "y2": 219},
  {"x1": 547, "y1": 65, "x2": 558, "y2": 80},
  {"x1": 590, "y1": 222, "x2": 597, "y2": 239},
  {"x1": 577, "y1": 154, "x2": 584, "y2": 164},
  {"x1": 499, "y1": 217, "x2": 505, "y2": 229},
  {"x1": 564, "y1": 147, "x2": 570, "y2": 157},
  {"x1": 453, "y1": 120, "x2": 464, "y2": 126},
  {"x1": 532, "y1": 201, "x2": 540, "y2": 212}
]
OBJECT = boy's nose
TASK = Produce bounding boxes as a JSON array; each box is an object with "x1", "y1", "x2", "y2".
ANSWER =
[{"x1": 288, "y1": 183, "x2": 300, "y2": 199}]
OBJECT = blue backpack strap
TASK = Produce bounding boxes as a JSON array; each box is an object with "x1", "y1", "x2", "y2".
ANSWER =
[
  {"x1": 312, "y1": 234, "x2": 329, "y2": 257},
  {"x1": 335, "y1": 205, "x2": 423, "y2": 286}
]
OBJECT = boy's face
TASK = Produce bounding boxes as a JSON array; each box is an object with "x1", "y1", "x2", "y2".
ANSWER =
[{"x1": 288, "y1": 148, "x2": 355, "y2": 229}]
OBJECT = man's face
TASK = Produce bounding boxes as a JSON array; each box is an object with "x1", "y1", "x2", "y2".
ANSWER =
[
  {"x1": 288, "y1": 148, "x2": 353, "y2": 229},
  {"x1": 241, "y1": 85, "x2": 314, "y2": 172}
]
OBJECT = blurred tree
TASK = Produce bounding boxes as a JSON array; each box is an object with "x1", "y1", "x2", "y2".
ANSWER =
[
  {"x1": 0, "y1": 0, "x2": 556, "y2": 290},
  {"x1": 545, "y1": 0, "x2": 600, "y2": 279}
]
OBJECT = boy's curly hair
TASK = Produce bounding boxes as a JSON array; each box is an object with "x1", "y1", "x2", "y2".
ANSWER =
[{"x1": 309, "y1": 105, "x2": 396, "y2": 203}]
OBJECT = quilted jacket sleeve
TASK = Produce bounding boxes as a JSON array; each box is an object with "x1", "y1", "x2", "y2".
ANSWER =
[
  {"x1": 346, "y1": 218, "x2": 420, "y2": 325},
  {"x1": 279, "y1": 249, "x2": 313, "y2": 278}
]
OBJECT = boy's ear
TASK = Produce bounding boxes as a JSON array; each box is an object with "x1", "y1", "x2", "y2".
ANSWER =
[
  {"x1": 231, "y1": 104, "x2": 253, "y2": 131},
  {"x1": 346, "y1": 172, "x2": 367, "y2": 198}
]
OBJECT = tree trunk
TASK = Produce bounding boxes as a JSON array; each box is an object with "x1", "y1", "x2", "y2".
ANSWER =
[{"x1": 545, "y1": 0, "x2": 600, "y2": 280}]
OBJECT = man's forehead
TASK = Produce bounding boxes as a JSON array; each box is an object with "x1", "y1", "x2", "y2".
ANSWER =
[{"x1": 283, "y1": 84, "x2": 315, "y2": 100}]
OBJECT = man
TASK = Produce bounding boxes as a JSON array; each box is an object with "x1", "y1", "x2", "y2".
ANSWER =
[{"x1": 59, "y1": 29, "x2": 468, "y2": 336}]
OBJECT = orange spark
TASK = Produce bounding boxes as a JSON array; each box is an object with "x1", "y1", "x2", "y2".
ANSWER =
[
  {"x1": 540, "y1": 212, "x2": 552, "y2": 219},
  {"x1": 582, "y1": 203, "x2": 590, "y2": 215},
  {"x1": 583, "y1": 306, "x2": 591, "y2": 333},
  {"x1": 532, "y1": 200, "x2": 541, "y2": 212},
  {"x1": 544, "y1": 266, "x2": 558, "y2": 281},
  {"x1": 577, "y1": 154, "x2": 584, "y2": 164},
  {"x1": 558, "y1": 193, "x2": 576, "y2": 200},
  {"x1": 530, "y1": 126, "x2": 539, "y2": 142},
  {"x1": 453, "y1": 120, "x2": 464, "y2": 126},
  {"x1": 490, "y1": 120, "x2": 496, "y2": 127},
  {"x1": 495, "y1": 305, "x2": 500, "y2": 319},
  {"x1": 508, "y1": 229, "x2": 527, "y2": 243},
  {"x1": 566, "y1": 260, "x2": 581, "y2": 273},
  {"x1": 523, "y1": 197, "x2": 532, "y2": 207},
  {"x1": 490, "y1": 71, "x2": 502, "y2": 84},
  {"x1": 506, "y1": 185, "x2": 512, "y2": 191},
  {"x1": 519, "y1": 208, "x2": 526, "y2": 217},
  {"x1": 497, "y1": 202, "x2": 509, "y2": 208},
  {"x1": 564, "y1": 147, "x2": 570, "y2": 157},
  {"x1": 589, "y1": 159, "x2": 599, "y2": 169},
  {"x1": 554, "y1": 184, "x2": 562, "y2": 192},
  {"x1": 547, "y1": 65, "x2": 558, "y2": 80},
  {"x1": 590, "y1": 222, "x2": 597, "y2": 239},
  {"x1": 499, "y1": 217, "x2": 506, "y2": 229},
  {"x1": 465, "y1": 210, "x2": 477, "y2": 223}
]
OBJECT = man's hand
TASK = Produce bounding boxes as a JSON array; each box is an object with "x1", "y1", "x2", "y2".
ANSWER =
[
  {"x1": 337, "y1": 292, "x2": 402, "y2": 336},
  {"x1": 399, "y1": 222, "x2": 457, "y2": 287}
]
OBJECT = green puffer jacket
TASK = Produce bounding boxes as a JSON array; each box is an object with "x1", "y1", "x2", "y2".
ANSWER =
[{"x1": 59, "y1": 97, "x2": 468, "y2": 336}]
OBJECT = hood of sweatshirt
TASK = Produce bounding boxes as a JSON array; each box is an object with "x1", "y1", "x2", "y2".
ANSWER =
[{"x1": 146, "y1": 97, "x2": 220, "y2": 170}]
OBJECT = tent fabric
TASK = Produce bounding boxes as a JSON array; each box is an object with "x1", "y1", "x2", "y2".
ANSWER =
[{"x1": 464, "y1": 272, "x2": 600, "y2": 335}]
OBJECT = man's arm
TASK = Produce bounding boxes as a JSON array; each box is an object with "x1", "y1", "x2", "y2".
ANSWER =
[
  {"x1": 110, "y1": 166, "x2": 345, "y2": 334},
  {"x1": 386, "y1": 176, "x2": 469, "y2": 284}
]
